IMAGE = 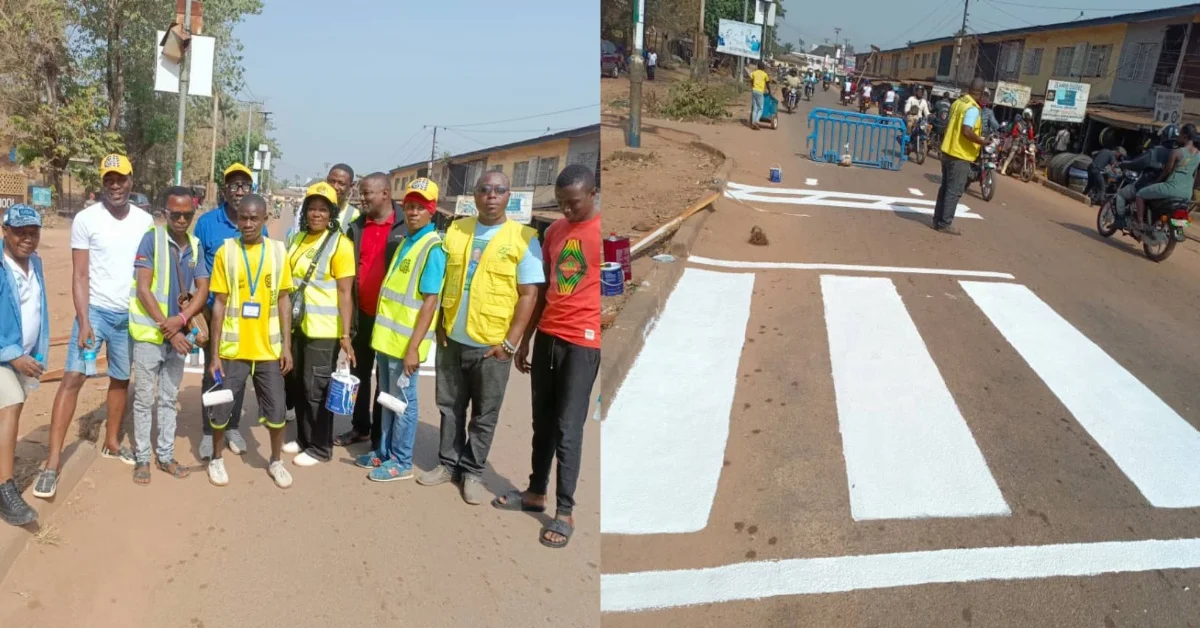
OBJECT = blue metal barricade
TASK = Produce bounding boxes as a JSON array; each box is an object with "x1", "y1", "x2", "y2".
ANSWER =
[{"x1": 806, "y1": 108, "x2": 909, "y2": 171}]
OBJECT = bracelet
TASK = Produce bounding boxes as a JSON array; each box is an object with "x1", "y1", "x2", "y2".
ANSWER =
[
  {"x1": 502, "y1": 339, "x2": 518, "y2": 355},
  {"x1": 179, "y1": 314, "x2": 188, "y2": 327}
]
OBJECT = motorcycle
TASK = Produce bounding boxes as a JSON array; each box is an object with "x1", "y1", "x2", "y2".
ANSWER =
[
  {"x1": 1002, "y1": 136, "x2": 1037, "y2": 182},
  {"x1": 804, "y1": 82, "x2": 814, "y2": 101},
  {"x1": 822, "y1": 79, "x2": 830, "y2": 92},
  {"x1": 858, "y1": 94, "x2": 870, "y2": 114},
  {"x1": 784, "y1": 87, "x2": 798, "y2": 114},
  {"x1": 841, "y1": 89, "x2": 854, "y2": 106},
  {"x1": 908, "y1": 117, "x2": 929, "y2": 166},
  {"x1": 1096, "y1": 169, "x2": 1191, "y2": 262},
  {"x1": 968, "y1": 137, "x2": 1000, "y2": 202}
]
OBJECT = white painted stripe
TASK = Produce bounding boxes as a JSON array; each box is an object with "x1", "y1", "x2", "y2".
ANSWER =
[
  {"x1": 822, "y1": 276, "x2": 1009, "y2": 520},
  {"x1": 688, "y1": 255, "x2": 1015, "y2": 279},
  {"x1": 724, "y1": 181, "x2": 981, "y2": 219},
  {"x1": 601, "y1": 268, "x2": 755, "y2": 534},
  {"x1": 805, "y1": 178, "x2": 819, "y2": 185},
  {"x1": 961, "y1": 281, "x2": 1200, "y2": 508},
  {"x1": 908, "y1": 187, "x2": 924, "y2": 196},
  {"x1": 601, "y1": 537, "x2": 1200, "y2": 613}
]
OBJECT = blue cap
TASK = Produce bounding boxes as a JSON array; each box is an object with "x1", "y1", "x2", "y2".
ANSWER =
[{"x1": 3, "y1": 204, "x2": 43, "y2": 228}]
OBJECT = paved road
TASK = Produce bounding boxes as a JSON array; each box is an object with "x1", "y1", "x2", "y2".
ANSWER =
[
  {"x1": 601, "y1": 91, "x2": 1200, "y2": 626},
  {"x1": 0, "y1": 210, "x2": 601, "y2": 627}
]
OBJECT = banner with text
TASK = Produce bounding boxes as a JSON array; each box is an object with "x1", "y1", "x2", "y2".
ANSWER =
[
  {"x1": 716, "y1": 19, "x2": 762, "y2": 60},
  {"x1": 1042, "y1": 80, "x2": 1090, "y2": 123},
  {"x1": 1155, "y1": 91, "x2": 1184, "y2": 126}
]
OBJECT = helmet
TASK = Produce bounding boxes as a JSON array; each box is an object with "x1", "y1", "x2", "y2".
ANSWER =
[
  {"x1": 1022, "y1": 108, "x2": 1033, "y2": 119},
  {"x1": 1160, "y1": 124, "x2": 1180, "y2": 147}
]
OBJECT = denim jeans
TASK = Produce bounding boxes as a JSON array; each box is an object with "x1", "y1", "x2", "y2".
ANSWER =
[
  {"x1": 66, "y1": 305, "x2": 132, "y2": 380},
  {"x1": 131, "y1": 341, "x2": 185, "y2": 463},
  {"x1": 750, "y1": 91, "x2": 765, "y2": 125},
  {"x1": 376, "y1": 353, "x2": 419, "y2": 470}
]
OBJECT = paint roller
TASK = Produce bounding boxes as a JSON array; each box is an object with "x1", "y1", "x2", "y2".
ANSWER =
[
  {"x1": 202, "y1": 370, "x2": 234, "y2": 407},
  {"x1": 376, "y1": 373, "x2": 411, "y2": 414}
]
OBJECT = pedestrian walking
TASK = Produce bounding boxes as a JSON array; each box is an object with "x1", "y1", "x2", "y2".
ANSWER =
[
  {"x1": 493, "y1": 165, "x2": 601, "y2": 549},
  {"x1": 193, "y1": 163, "x2": 263, "y2": 459},
  {"x1": 0, "y1": 205, "x2": 49, "y2": 526},
  {"x1": 128, "y1": 187, "x2": 209, "y2": 484},
  {"x1": 932, "y1": 78, "x2": 988, "y2": 236},
  {"x1": 361, "y1": 178, "x2": 447, "y2": 482},
  {"x1": 337, "y1": 172, "x2": 408, "y2": 450},
  {"x1": 417, "y1": 171, "x2": 544, "y2": 505},
  {"x1": 206, "y1": 195, "x2": 295, "y2": 489},
  {"x1": 34, "y1": 154, "x2": 154, "y2": 499},
  {"x1": 282, "y1": 182, "x2": 356, "y2": 466},
  {"x1": 749, "y1": 61, "x2": 771, "y2": 130},
  {"x1": 647, "y1": 49, "x2": 657, "y2": 81}
]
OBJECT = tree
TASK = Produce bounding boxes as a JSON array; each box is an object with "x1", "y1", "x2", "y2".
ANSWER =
[
  {"x1": 781, "y1": 42, "x2": 794, "y2": 54},
  {"x1": 10, "y1": 87, "x2": 124, "y2": 201}
]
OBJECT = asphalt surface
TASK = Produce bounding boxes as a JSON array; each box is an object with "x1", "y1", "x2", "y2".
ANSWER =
[{"x1": 601, "y1": 90, "x2": 1200, "y2": 627}]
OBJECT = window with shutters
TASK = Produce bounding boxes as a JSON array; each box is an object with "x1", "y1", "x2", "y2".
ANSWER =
[
  {"x1": 1023, "y1": 48, "x2": 1043, "y2": 75},
  {"x1": 1083, "y1": 44, "x2": 1111, "y2": 77},
  {"x1": 535, "y1": 156, "x2": 559, "y2": 185},
  {"x1": 1118, "y1": 42, "x2": 1156, "y2": 82},
  {"x1": 511, "y1": 161, "x2": 529, "y2": 187},
  {"x1": 1154, "y1": 24, "x2": 1189, "y2": 86},
  {"x1": 490, "y1": 164, "x2": 503, "y2": 174},
  {"x1": 1053, "y1": 46, "x2": 1074, "y2": 76}
]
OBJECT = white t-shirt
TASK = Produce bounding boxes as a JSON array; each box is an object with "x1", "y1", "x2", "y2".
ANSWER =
[
  {"x1": 5, "y1": 253, "x2": 42, "y2": 355},
  {"x1": 905, "y1": 96, "x2": 931, "y2": 118},
  {"x1": 884, "y1": 90, "x2": 897, "y2": 103},
  {"x1": 70, "y1": 202, "x2": 153, "y2": 313},
  {"x1": 862, "y1": 85, "x2": 872, "y2": 97},
  {"x1": 844, "y1": 80, "x2": 852, "y2": 91},
  {"x1": 648, "y1": 52, "x2": 657, "y2": 66}
]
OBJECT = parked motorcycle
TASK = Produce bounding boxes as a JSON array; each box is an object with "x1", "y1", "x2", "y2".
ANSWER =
[
  {"x1": 784, "y1": 87, "x2": 798, "y2": 114},
  {"x1": 968, "y1": 137, "x2": 1000, "y2": 202},
  {"x1": 1096, "y1": 169, "x2": 1191, "y2": 262}
]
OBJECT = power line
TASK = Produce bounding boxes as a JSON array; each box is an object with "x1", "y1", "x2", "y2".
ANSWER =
[
  {"x1": 382, "y1": 126, "x2": 428, "y2": 166},
  {"x1": 443, "y1": 127, "x2": 489, "y2": 148},
  {"x1": 985, "y1": 0, "x2": 1126, "y2": 11},
  {"x1": 439, "y1": 127, "x2": 569, "y2": 134},
  {"x1": 981, "y1": 0, "x2": 1039, "y2": 26},
  {"x1": 440, "y1": 103, "x2": 598, "y2": 129},
  {"x1": 882, "y1": 0, "x2": 960, "y2": 48},
  {"x1": 395, "y1": 128, "x2": 434, "y2": 167}
]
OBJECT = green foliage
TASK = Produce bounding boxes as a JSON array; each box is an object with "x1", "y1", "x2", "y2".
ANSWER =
[
  {"x1": 657, "y1": 80, "x2": 736, "y2": 120},
  {"x1": 10, "y1": 87, "x2": 124, "y2": 194},
  {"x1": 213, "y1": 130, "x2": 280, "y2": 183}
]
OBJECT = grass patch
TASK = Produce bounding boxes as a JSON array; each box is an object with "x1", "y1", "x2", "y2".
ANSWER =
[
  {"x1": 606, "y1": 150, "x2": 658, "y2": 166},
  {"x1": 657, "y1": 79, "x2": 739, "y2": 120}
]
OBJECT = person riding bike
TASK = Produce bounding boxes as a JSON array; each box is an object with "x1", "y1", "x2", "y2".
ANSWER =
[
  {"x1": 1001, "y1": 108, "x2": 1038, "y2": 175},
  {"x1": 1085, "y1": 144, "x2": 1126, "y2": 204},
  {"x1": 785, "y1": 69, "x2": 803, "y2": 107},
  {"x1": 1133, "y1": 123, "x2": 1200, "y2": 233},
  {"x1": 904, "y1": 86, "x2": 931, "y2": 133},
  {"x1": 1115, "y1": 125, "x2": 1180, "y2": 222},
  {"x1": 860, "y1": 80, "x2": 873, "y2": 112}
]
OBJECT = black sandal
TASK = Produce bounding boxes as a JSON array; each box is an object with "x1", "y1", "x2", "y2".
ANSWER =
[
  {"x1": 334, "y1": 430, "x2": 370, "y2": 447},
  {"x1": 539, "y1": 518, "x2": 574, "y2": 549},
  {"x1": 491, "y1": 490, "x2": 546, "y2": 513}
]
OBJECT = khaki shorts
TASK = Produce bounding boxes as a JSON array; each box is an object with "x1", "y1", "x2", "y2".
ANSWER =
[{"x1": 0, "y1": 365, "x2": 29, "y2": 410}]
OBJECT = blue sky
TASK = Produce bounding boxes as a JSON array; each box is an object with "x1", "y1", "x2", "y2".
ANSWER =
[
  {"x1": 234, "y1": 0, "x2": 599, "y2": 182},
  {"x1": 778, "y1": 0, "x2": 1191, "y2": 54}
]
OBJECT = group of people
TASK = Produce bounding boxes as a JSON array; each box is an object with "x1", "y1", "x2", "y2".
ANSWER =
[{"x1": 0, "y1": 154, "x2": 602, "y2": 549}]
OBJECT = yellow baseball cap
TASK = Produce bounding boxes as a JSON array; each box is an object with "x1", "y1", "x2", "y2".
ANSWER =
[
  {"x1": 404, "y1": 177, "x2": 439, "y2": 203},
  {"x1": 303, "y1": 182, "x2": 338, "y2": 207},
  {"x1": 99, "y1": 154, "x2": 132, "y2": 177},
  {"x1": 223, "y1": 162, "x2": 253, "y2": 180}
]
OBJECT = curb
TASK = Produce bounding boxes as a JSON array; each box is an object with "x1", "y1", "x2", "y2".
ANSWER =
[
  {"x1": 0, "y1": 439, "x2": 98, "y2": 583},
  {"x1": 599, "y1": 152, "x2": 734, "y2": 413}
]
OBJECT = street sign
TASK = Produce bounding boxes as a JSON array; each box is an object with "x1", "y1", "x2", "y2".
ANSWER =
[
  {"x1": 716, "y1": 19, "x2": 763, "y2": 60},
  {"x1": 994, "y1": 81, "x2": 1032, "y2": 109},
  {"x1": 154, "y1": 30, "x2": 215, "y2": 97},
  {"x1": 1042, "y1": 80, "x2": 1090, "y2": 123},
  {"x1": 30, "y1": 187, "x2": 51, "y2": 207},
  {"x1": 453, "y1": 192, "x2": 532, "y2": 224},
  {"x1": 1155, "y1": 91, "x2": 1184, "y2": 126}
]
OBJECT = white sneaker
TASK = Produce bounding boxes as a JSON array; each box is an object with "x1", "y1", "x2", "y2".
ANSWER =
[
  {"x1": 285, "y1": 408, "x2": 296, "y2": 422},
  {"x1": 208, "y1": 458, "x2": 229, "y2": 487},
  {"x1": 282, "y1": 441, "x2": 301, "y2": 454},
  {"x1": 268, "y1": 460, "x2": 293, "y2": 489},
  {"x1": 293, "y1": 452, "x2": 320, "y2": 467}
]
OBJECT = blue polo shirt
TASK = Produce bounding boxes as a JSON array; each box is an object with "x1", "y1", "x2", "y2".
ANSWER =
[
  {"x1": 193, "y1": 202, "x2": 267, "y2": 306},
  {"x1": 133, "y1": 232, "x2": 209, "y2": 317},
  {"x1": 395, "y1": 222, "x2": 448, "y2": 297}
]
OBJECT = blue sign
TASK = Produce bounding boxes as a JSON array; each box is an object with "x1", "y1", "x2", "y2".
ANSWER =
[{"x1": 30, "y1": 187, "x2": 51, "y2": 207}]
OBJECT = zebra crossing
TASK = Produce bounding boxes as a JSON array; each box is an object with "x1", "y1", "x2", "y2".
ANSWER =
[{"x1": 601, "y1": 264, "x2": 1200, "y2": 536}]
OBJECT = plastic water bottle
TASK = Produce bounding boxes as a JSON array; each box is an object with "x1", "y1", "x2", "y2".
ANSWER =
[
  {"x1": 82, "y1": 341, "x2": 98, "y2": 377},
  {"x1": 24, "y1": 353, "x2": 43, "y2": 393}
]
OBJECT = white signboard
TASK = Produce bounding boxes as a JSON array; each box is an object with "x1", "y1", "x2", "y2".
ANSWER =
[
  {"x1": 716, "y1": 19, "x2": 763, "y2": 60},
  {"x1": 994, "y1": 81, "x2": 1032, "y2": 109},
  {"x1": 453, "y1": 191, "x2": 533, "y2": 224},
  {"x1": 932, "y1": 84, "x2": 961, "y2": 99},
  {"x1": 154, "y1": 31, "x2": 215, "y2": 97},
  {"x1": 1042, "y1": 80, "x2": 1090, "y2": 123},
  {"x1": 1155, "y1": 91, "x2": 1184, "y2": 125}
]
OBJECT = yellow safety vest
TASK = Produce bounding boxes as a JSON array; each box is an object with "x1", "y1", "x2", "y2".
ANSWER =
[
  {"x1": 940, "y1": 94, "x2": 983, "y2": 163},
  {"x1": 441, "y1": 217, "x2": 536, "y2": 346},
  {"x1": 372, "y1": 229, "x2": 443, "y2": 361},
  {"x1": 128, "y1": 226, "x2": 200, "y2": 344},
  {"x1": 287, "y1": 230, "x2": 347, "y2": 339},
  {"x1": 218, "y1": 237, "x2": 286, "y2": 359},
  {"x1": 337, "y1": 203, "x2": 360, "y2": 233}
]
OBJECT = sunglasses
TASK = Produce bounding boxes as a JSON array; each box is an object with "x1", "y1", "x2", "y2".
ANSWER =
[
  {"x1": 226, "y1": 181, "x2": 252, "y2": 192},
  {"x1": 476, "y1": 185, "x2": 509, "y2": 196},
  {"x1": 168, "y1": 211, "x2": 196, "y2": 221}
]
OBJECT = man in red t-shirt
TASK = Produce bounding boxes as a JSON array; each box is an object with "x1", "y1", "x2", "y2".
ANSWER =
[{"x1": 494, "y1": 164, "x2": 600, "y2": 549}]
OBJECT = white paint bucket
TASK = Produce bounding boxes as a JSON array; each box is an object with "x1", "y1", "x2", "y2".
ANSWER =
[{"x1": 325, "y1": 371, "x2": 360, "y2": 416}]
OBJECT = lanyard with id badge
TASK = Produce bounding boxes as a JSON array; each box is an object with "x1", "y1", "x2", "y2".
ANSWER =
[{"x1": 240, "y1": 242, "x2": 265, "y2": 319}]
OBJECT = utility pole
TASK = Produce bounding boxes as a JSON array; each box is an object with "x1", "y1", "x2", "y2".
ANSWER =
[
  {"x1": 693, "y1": 0, "x2": 706, "y2": 79},
  {"x1": 628, "y1": 0, "x2": 645, "y2": 148},
  {"x1": 834, "y1": 27, "x2": 842, "y2": 74},
  {"x1": 953, "y1": 0, "x2": 970, "y2": 86},
  {"x1": 172, "y1": 0, "x2": 193, "y2": 186},
  {"x1": 427, "y1": 126, "x2": 438, "y2": 178},
  {"x1": 243, "y1": 101, "x2": 255, "y2": 165},
  {"x1": 737, "y1": 0, "x2": 749, "y2": 80}
]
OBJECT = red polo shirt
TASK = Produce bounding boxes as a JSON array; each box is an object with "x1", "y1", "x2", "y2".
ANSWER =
[{"x1": 357, "y1": 210, "x2": 395, "y2": 316}]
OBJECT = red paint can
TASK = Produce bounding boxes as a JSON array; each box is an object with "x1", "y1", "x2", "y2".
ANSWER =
[{"x1": 603, "y1": 233, "x2": 632, "y2": 281}]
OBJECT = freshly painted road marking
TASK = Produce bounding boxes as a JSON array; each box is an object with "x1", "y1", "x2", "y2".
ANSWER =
[
  {"x1": 962, "y1": 281, "x2": 1200, "y2": 508},
  {"x1": 908, "y1": 187, "x2": 924, "y2": 196},
  {"x1": 688, "y1": 255, "x2": 1015, "y2": 279},
  {"x1": 821, "y1": 276, "x2": 1009, "y2": 520},
  {"x1": 600, "y1": 537, "x2": 1200, "y2": 613},
  {"x1": 601, "y1": 268, "x2": 755, "y2": 534},
  {"x1": 805, "y1": 178, "x2": 819, "y2": 185},
  {"x1": 725, "y1": 181, "x2": 982, "y2": 219}
]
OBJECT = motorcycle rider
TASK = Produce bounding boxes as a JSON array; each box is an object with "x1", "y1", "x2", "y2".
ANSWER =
[
  {"x1": 1001, "y1": 108, "x2": 1037, "y2": 175},
  {"x1": 842, "y1": 76, "x2": 854, "y2": 104},
  {"x1": 979, "y1": 89, "x2": 1001, "y2": 137},
  {"x1": 882, "y1": 84, "x2": 898, "y2": 116},
  {"x1": 1114, "y1": 126, "x2": 1178, "y2": 220},
  {"x1": 785, "y1": 68, "x2": 803, "y2": 109},
  {"x1": 1085, "y1": 144, "x2": 1126, "y2": 204},
  {"x1": 1133, "y1": 123, "x2": 1200, "y2": 233},
  {"x1": 932, "y1": 91, "x2": 953, "y2": 143},
  {"x1": 904, "y1": 86, "x2": 931, "y2": 131},
  {"x1": 860, "y1": 79, "x2": 873, "y2": 112}
]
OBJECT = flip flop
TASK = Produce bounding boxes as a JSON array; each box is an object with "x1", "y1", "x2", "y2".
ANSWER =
[
  {"x1": 539, "y1": 518, "x2": 573, "y2": 549},
  {"x1": 491, "y1": 490, "x2": 546, "y2": 513},
  {"x1": 334, "y1": 430, "x2": 370, "y2": 447}
]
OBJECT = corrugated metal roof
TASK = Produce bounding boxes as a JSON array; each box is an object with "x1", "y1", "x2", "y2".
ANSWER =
[{"x1": 390, "y1": 124, "x2": 600, "y2": 174}]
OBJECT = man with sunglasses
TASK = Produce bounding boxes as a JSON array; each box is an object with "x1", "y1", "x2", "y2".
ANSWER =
[
  {"x1": 128, "y1": 187, "x2": 209, "y2": 485},
  {"x1": 192, "y1": 162, "x2": 265, "y2": 459},
  {"x1": 417, "y1": 171, "x2": 544, "y2": 506}
]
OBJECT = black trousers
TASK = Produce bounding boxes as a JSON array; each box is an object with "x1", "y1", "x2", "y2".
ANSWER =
[
  {"x1": 284, "y1": 332, "x2": 338, "y2": 461},
  {"x1": 528, "y1": 332, "x2": 600, "y2": 517},
  {"x1": 934, "y1": 156, "x2": 972, "y2": 229},
  {"x1": 201, "y1": 311, "x2": 241, "y2": 435},
  {"x1": 435, "y1": 338, "x2": 513, "y2": 478},
  {"x1": 349, "y1": 310, "x2": 383, "y2": 450}
]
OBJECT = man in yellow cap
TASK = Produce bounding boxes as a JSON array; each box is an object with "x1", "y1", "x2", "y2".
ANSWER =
[
  {"x1": 191, "y1": 162, "x2": 264, "y2": 459},
  {"x1": 35, "y1": 154, "x2": 154, "y2": 499},
  {"x1": 290, "y1": 164, "x2": 360, "y2": 238}
]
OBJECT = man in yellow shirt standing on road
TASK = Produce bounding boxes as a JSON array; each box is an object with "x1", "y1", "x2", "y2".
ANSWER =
[
  {"x1": 933, "y1": 77, "x2": 988, "y2": 236},
  {"x1": 206, "y1": 194, "x2": 295, "y2": 489},
  {"x1": 749, "y1": 61, "x2": 772, "y2": 130}
]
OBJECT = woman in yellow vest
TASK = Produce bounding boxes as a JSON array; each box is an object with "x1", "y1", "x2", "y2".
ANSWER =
[
  {"x1": 282, "y1": 182, "x2": 357, "y2": 467},
  {"x1": 359, "y1": 178, "x2": 447, "y2": 481},
  {"x1": 415, "y1": 171, "x2": 545, "y2": 506}
]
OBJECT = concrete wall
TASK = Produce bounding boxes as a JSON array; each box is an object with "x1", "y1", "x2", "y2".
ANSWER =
[
  {"x1": 1017, "y1": 23, "x2": 1127, "y2": 101},
  {"x1": 1109, "y1": 18, "x2": 1193, "y2": 109}
]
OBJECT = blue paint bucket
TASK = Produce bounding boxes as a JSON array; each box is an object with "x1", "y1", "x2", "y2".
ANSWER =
[
  {"x1": 769, "y1": 166, "x2": 782, "y2": 183},
  {"x1": 601, "y1": 262, "x2": 624, "y2": 296},
  {"x1": 325, "y1": 371, "x2": 360, "y2": 416}
]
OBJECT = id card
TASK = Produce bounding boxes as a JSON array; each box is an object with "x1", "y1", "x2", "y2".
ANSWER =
[{"x1": 241, "y1": 302, "x2": 262, "y2": 319}]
